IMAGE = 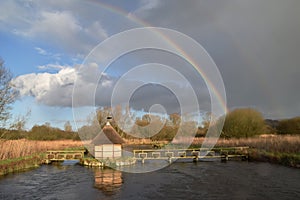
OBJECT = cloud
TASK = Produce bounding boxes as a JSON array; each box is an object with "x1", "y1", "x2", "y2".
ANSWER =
[
  {"x1": 18, "y1": 10, "x2": 107, "y2": 55},
  {"x1": 35, "y1": 47, "x2": 48, "y2": 56},
  {"x1": 13, "y1": 63, "x2": 116, "y2": 107},
  {"x1": 128, "y1": 0, "x2": 161, "y2": 18},
  {"x1": 26, "y1": 10, "x2": 80, "y2": 40},
  {"x1": 37, "y1": 64, "x2": 66, "y2": 71},
  {"x1": 35, "y1": 47, "x2": 61, "y2": 61},
  {"x1": 13, "y1": 67, "x2": 77, "y2": 107},
  {"x1": 13, "y1": 62, "x2": 210, "y2": 115},
  {"x1": 131, "y1": 0, "x2": 300, "y2": 119},
  {"x1": 0, "y1": 1, "x2": 109, "y2": 56}
]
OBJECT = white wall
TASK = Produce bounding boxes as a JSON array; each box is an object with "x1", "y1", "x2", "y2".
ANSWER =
[{"x1": 95, "y1": 144, "x2": 122, "y2": 159}]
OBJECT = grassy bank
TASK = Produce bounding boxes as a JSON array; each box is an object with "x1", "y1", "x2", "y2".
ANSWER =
[
  {"x1": 0, "y1": 139, "x2": 83, "y2": 176},
  {"x1": 248, "y1": 149, "x2": 300, "y2": 168},
  {"x1": 0, "y1": 154, "x2": 44, "y2": 176},
  {"x1": 192, "y1": 135, "x2": 300, "y2": 168}
]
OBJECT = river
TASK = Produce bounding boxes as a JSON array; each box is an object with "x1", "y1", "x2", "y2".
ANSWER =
[{"x1": 0, "y1": 161, "x2": 299, "y2": 200}]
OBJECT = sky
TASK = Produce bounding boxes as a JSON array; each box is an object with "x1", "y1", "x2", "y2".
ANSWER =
[{"x1": 0, "y1": 0, "x2": 299, "y2": 130}]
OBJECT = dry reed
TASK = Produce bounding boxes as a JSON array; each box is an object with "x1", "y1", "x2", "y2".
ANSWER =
[
  {"x1": 192, "y1": 135, "x2": 300, "y2": 154},
  {"x1": 0, "y1": 139, "x2": 83, "y2": 160}
]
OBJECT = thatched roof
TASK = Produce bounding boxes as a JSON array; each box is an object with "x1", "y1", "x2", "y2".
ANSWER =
[{"x1": 91, "y1": 122, "x2": 125, "y2": 145}]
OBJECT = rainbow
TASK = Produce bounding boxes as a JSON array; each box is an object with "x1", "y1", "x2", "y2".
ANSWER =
[{"x1": 85, "y1": 0, "x2": 228, "y2": 114}]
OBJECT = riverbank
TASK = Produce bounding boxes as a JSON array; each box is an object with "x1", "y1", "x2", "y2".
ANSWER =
[
  {"x1": 192, "y1": 135, "x2": 300, "y2": 168},
  {"x1": 0, "y1": 154, "x2": 44, "y2": 176},
  {"x1": 0, "y1": 139, "x2": 83, "y2": 176},
  {"x1": 248, "y1": 149, "x2": 300, "y2": 168}
]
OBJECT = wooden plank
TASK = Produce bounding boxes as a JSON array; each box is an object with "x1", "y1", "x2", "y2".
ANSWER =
[{"x1": 46, "y1": 150, "x2": 85, "y2": 154}]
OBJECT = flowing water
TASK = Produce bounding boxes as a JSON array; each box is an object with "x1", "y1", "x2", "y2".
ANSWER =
[{"x1": 0, "y1": 161, "x2": 299, "y2": 200}]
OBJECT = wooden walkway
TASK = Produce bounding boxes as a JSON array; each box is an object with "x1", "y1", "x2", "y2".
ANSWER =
[
  {"x1": 45, "y1": 150, "x2": 85, "y2": 163},
  {"x1": 133, "y1": 147, "x2": 249, "y2": 163}
]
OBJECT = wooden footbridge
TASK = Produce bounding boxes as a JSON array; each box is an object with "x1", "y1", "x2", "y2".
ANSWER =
[
  {"x1": 44, "y1": 150, "x2": 86, "y2": 164},
  {"x1": 133, "y1": 147, "x2": 249, "y2": 163}
]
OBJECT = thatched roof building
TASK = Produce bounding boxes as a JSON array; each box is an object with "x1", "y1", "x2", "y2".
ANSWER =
[
  {"x1": 91, "y1": 121, "x2": 124, "y2": 159},
  {"x1": 91, "y1": 122, "x2": 125, "y2": 145}
]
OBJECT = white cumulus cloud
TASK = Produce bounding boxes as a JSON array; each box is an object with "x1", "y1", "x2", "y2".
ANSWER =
[{"x1": 12, "y1": 64, "x2": 114, "y2": 107}]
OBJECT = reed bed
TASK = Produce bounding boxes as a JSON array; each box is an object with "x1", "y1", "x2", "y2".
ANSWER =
[
  {"x1": 192, "y1": 135, "x2": 300, "y2": 154},
  {"x1": 0, "y1": 139, "x2": 83, "y2": 160},
  {"x1": 192, "y1": 135, "x2": 300, "y2": 167}
]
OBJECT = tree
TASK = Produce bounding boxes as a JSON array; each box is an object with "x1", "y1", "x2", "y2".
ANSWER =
[
  {"x1": 96, "y1": 107, "x2": 111, "y2": 128},
  {"x1": 277, "y1": 117, "x2": 300, "y2": 135},
  {"x1": 169, "y1": 113, "x2": 181, "y2": 127},
  {"x1": 220, "y1": 108, "x2": 266, "y2": 138},
  {"x1": 0, "y1": 59, "x2": 18, "y2": 127},
  {"x1": 28, "y1": 124, "x2": 78, "y2": 140},
  {"x1": 64, "y1": 121, "x2": 72, "y2": 132},
  {"x1": 142, "y1": 114, "x2": 151, "y2": 124},
  {"x1": 112, "y1": 105, "x2": 128, "y2": 137},
  {"x1": 10, "y1": 109, "x2": 31, "y2": 131},
  {"x1": 196, "y1": 112, "x2": 212, "y2": 137},
  {"x1": 97, "y1": 105, "x2": 136, "y2": 138},
  {"x1": 131, "y1": 117, "x2": 149, "y2": 138},
  {"x1": 44, "y1": 122, "x2": 51, "y2": 127}
]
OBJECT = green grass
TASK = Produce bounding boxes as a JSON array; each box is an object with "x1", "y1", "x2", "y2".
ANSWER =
[
  {"x1": 0, "y1": 153, "x2": 44, "y2": 165},
  {"x1": 63, "y1": 146, "x2": 85, "y2": 151},
  {"x1": 0, "y1": 154, "x2": 45, "y2": 176},
  {"x1": 248, "y1": 149, "x2": 300, "y2": 168}
]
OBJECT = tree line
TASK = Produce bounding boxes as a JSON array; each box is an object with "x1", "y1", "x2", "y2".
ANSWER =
[
  {"x1": 78, "y1": 106, "x2": 300, "y2": 140},
  {"x1": 0, "y1": 123, "x2": 80, "y2": 140},
  {"x1": 218, "y1": 108, "x2": 300, "y2": 138},
  {"x1": 3, "y1": 107, "x2": 299, "y2": 141}
]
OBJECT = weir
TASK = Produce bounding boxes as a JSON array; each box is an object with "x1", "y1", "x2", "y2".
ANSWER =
[
  {"x1": 44, "y1": 150, "x2": 86, "y2": 164},
  {"x1": 133, "y1": 146, "x2": 249, "y2": 163}
]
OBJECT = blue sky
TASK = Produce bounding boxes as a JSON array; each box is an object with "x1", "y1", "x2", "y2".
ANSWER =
[{"x1": 1, "y1": 0, "x2": 300, "y2": 130}]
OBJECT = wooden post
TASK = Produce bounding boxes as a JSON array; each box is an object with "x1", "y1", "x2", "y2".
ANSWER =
[
  {"x1": 193, "y1": 157, "x2": 198, "y2": 163},
  {"x1": 44, "y1": 159, "x2": 51, "y2": 164},
  {"x1": 241, "y1": 154, "x2": 248, "y2": 161},
  {"x1": 221, "y1": 150, "x2": 228, "y2": 162},
  {"x1": 192, "y1": 151, "x2": 199, "y2": 162}
]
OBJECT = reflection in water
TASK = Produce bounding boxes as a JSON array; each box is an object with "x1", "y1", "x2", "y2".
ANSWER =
[{"x1": 94, "y1": 168, "x2": 123, "y2": 195}]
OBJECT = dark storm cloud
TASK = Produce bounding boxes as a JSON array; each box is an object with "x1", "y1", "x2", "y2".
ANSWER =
[{"x1": 133, "y1": 0, "x2": 300, "y2": 118}]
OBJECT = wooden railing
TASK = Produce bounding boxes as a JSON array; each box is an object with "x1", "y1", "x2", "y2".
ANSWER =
[
  {"x1": 133, "y1": 147, "x2": 249, "y2": 163},
  {"x1": 45, "y1": 150, "x2": 86, "y2": 161}
]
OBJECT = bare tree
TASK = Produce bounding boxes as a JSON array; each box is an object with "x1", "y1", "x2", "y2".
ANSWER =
[
  {"x1": 64, "y1": 121, "x2": 72, "y2": 132},
  {"x1": 0, "y1": 59, "x2": 18, "y2": 128},
  {"x1": 169, "y1": 113, "x2": 181, "y2": 127},
  {"x1": 96, "y1": 106, "x2": 111, "y2": 127},
  {"x1": 10, "y1": 109, "x2": 31, "y2": 131}
]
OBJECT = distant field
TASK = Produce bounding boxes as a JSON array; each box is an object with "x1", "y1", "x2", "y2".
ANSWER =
[{"x1": 0, "y1": 139, "x2": 83, "y2": 160}]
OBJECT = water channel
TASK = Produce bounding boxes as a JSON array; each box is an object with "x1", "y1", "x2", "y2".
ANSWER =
[{"x1": 0, "y1": 161, "x2": 299, "y2": 200}]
